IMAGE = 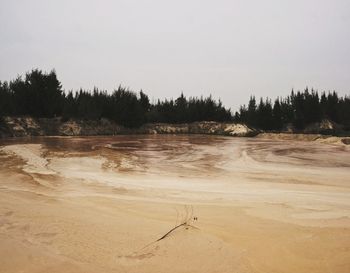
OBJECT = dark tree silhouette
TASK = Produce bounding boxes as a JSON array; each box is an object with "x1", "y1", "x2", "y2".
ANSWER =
[
  {"x1": 1, "y1": 69, "x2": 349, "y2": 131},
  {"x1": 235, "y1": 88, "x2": 350, "y2": 130},
  {"x1": 272, "y1": 98, "x2": 283, "y2": 130}
]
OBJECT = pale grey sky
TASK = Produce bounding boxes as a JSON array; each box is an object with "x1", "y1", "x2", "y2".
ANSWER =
[{"x1": 1, "y1": 0, "x2": 349, "y2": 111}]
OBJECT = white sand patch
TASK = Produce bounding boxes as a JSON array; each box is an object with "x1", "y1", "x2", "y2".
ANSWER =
[
  {"x1": 48, "y1": 156, "x2": 107, "y2": 180},
  {"x1": 1, "y1": 144, "x2": 55, "y2": 175}
]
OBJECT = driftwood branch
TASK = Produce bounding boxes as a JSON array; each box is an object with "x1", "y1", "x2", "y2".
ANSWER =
[
  {"x1": 140, "y1": 205, "x2": 199, "y2": 251},
  {"x1": 155, "y1": 205, "x2": 198, "y2": 242},
  {"x1": 156, "y1": 222, "x2": 188, "y2": 241}
]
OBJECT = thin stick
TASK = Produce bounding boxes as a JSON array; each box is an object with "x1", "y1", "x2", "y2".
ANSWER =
[
  {"x1": 156, "y1": 222, "x2": 187, "y2": 242},
  {"x1": 175, "y1": 207, "x2": 179, "y2": 227}
]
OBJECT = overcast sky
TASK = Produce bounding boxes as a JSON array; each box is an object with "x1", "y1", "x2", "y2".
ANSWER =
[{"x1": 1, "y1": 0, "x2": 349, "y2": 110}]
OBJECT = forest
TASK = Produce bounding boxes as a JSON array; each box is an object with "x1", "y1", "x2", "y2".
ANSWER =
[
  {"x1": 235, "y1": 89, "x2": 350, "y2": 130},
  {"x1": 0, "y1": 69, "x2": 349, "y2": 129},
  {"x1": 0, "y1": 69, "x2": 231, "y2": 127}
]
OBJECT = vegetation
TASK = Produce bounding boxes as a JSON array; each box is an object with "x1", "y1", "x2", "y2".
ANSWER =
[
  {"x1": 1, "y1": 69, "x2": 349, "y2": 130},
  {"x1": 0, "y1": 69, "x2": 231, "y2": 127},
  {"x1": 234, "y1": 89, "x2": 350, "y2": 130}
]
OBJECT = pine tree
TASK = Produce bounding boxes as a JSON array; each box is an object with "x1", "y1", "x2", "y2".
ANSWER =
[{"x1": 272, "y1": 98, "x2": 283, "y2": 130}]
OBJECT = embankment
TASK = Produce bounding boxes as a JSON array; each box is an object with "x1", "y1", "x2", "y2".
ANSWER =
[
  {"x1": 1, "y1": 116, "x2": 349, "y2": 144},
  {"x1": 0, "y1": 117, "x2": 256, "y2": 138}
]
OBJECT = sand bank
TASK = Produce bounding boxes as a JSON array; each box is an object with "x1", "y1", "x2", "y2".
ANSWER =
[{"x1": 0, "y1": 135, "x2": 349, "y2": 273}]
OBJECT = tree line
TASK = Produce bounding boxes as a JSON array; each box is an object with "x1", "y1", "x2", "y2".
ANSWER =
[
  {"x1": 1, "y1": 69, "x2": 349, "y2": 129},
  {"x1": 0, "y1": 69, "x2": 232, "y2": 127},
  {"x1": 234, "y1": 89, "x2": 350, "y2": 130}
]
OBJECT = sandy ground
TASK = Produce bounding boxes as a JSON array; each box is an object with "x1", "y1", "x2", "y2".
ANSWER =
[{"x1": 0, "y1": 135, "x2": 350, "y2": 273}]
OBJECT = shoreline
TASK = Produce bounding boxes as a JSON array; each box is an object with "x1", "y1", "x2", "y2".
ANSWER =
[{"x1": 1, "y1": 116, "x2": 350, "y2": 145}]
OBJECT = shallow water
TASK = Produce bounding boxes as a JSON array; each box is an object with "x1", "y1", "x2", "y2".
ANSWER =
[{"x1": 2, "y1": 134, "x2": 350, "y2": 175}]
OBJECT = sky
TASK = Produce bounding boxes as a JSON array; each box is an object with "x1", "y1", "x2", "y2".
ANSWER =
[{"x1": 0, "y1": 0, "x2": 349, "y2": 111}]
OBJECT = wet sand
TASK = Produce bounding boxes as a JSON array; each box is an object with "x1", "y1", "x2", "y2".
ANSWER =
[{"x1": 0, "y1": 135, "x2": 350, "y2": 273}]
